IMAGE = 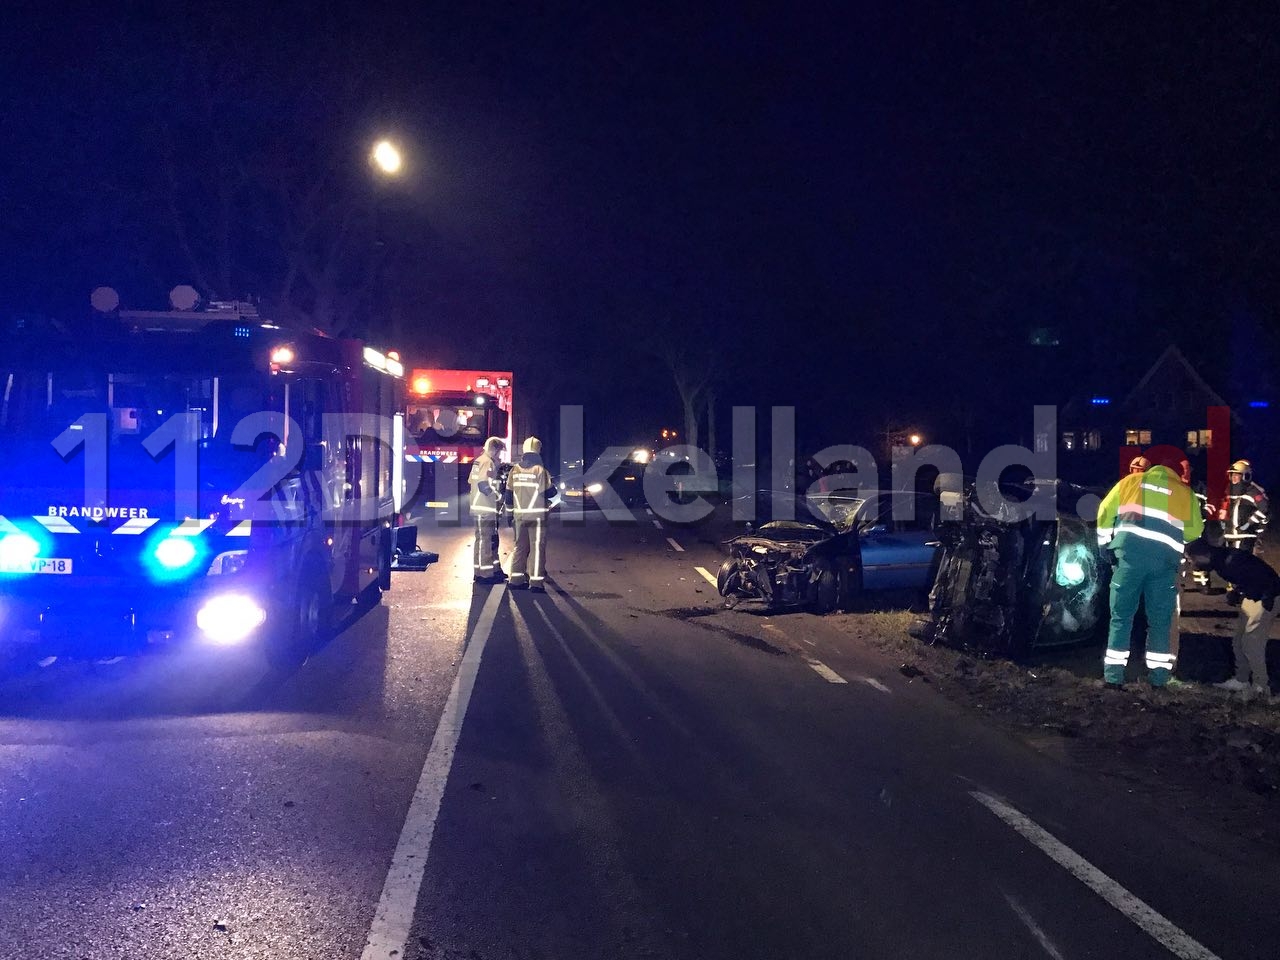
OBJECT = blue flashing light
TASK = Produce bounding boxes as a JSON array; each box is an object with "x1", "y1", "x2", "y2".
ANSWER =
[
  {"x1": 1090, "y1": 397, "x2": 1111, "y2": 406},
  {"x1": 233, "y1": 325, "x2": 252, "y2": 339},
  {"x1": 1249, "y1": 401, "x2": 1269, "y2": 409},
  {"x1": 154, "y1": 537, "x2": 198, "y2": 570},
  {"x1": 0, "y1": 532, "x2": 42, "y2": 572},
  {"x1": 143, "y1": 531, "x2": 208, "y2": 582}
]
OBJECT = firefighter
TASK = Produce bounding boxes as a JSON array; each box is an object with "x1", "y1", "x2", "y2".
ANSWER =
[
  {"x1": 508, "y1": 436, "x2": 557, "y2": 591},
  {"x1": 1097, "y1": 452, "x2": 1205, "y2": 687},
  {"x1": 1219, "y1": 459, "x2": 1269, "y2": 555},
  {"x1": 1129, "y1": 455, "x2": 1151, "y2": 475},
  {"x1": 468, "y1": 436, "x2": 506, "y2": 583}
]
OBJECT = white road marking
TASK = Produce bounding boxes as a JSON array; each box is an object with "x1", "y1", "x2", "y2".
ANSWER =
[
  {"x1": 860, "y1": 677, "x2": 892, "y2": 694},
  {"x1": 645, "y1": 507, "x2": 654, "y2": 516},
  {"x1": 1003, "y1": 891, "x2": 1067, "y2": 960},
  {"x1": 805, "y1": 658, "x2": 848, "y2": 684},
  {"x1": 971, "y1": 791, "x2": 1223, "y2": 960},
  {"x1": 694, "y1": 566, "x2": 718, "y2": 586},
  {"x1": 651, "y1": 519, "x2": 662, "y2": 529},
  {"x1": 360, "y1": 586, "x2": 505, "y2": 960},
  {"x1": 665, "y1": 537, "x2": 685, "y2": 552}
]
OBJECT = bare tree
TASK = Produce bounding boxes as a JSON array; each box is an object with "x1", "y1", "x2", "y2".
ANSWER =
[{"x1": 650, "y1": 324, "x2": 718, "y2": 452}]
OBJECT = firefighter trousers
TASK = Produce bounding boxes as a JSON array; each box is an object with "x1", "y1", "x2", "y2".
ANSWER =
[
  {"x1": 510, "y1": 515, "x2": 547, "y2": 587},
  {"x1": 473, "y1": 515, "x2": 499, "y2": 579},
  {"x1": 1105, "y1": 539, "x2": 1181, "y2": 686},
  {"x1": 1231, "y1": 598, "x2": 1276, "y2": 691}
]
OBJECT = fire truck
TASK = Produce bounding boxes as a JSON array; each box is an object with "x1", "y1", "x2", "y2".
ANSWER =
[
  {"x1": 0, "y1": 292, "x2": 415, "y2": 669},
  {"x1": 404, "y1": 369, "x2": 515, "y2": 499}
]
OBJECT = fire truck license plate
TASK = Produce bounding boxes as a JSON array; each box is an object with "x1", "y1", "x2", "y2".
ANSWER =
[{"x1": 0, "y1": 558, "x2": 73, "y2": 575}]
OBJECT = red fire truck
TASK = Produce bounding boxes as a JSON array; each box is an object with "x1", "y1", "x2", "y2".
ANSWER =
[
  {"x1": 0, "y1": 294, "x2": 418, "y2": 669},
  {"x1": 404, "y1": 369, "x2": 515, "y2": 498}
]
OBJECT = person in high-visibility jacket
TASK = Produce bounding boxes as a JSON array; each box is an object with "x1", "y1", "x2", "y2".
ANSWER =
[
  {"x1": 508, "y1": 437, "x2": 559, "y2": 591},
  {"x1": 1097, "y1": 456, "x2": 1204, "y2": 686},
  {"x1": 468, "y1": 436, "x2": 506, "y2": 583}
]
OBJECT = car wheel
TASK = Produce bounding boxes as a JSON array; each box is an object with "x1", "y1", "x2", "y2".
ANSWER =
[
  {"x1": 717, "y1": 559, "x2": 742, "y2": 598},
  {"x1": 811, "y1": 561, "x2": 840, "y2": 614}
]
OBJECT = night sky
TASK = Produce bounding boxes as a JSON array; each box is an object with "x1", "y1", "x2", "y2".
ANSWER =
[{"x1": 3, "y1": 3, "x2": 1278, "y2": 453}]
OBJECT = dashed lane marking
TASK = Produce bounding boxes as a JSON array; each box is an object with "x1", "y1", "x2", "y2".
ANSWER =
[
  {"x1": 860, "y1": 677, "x2": 892, "y2": 694},
  {"x1": 805, "y1": 658, "x2": 849, "y2": 684},
  {"x1": 694, "y1": 566, "x2": 718, "y2": 586},
  {"x1": 360, "y1": 586, "x2": 505, "y2": 960},
  {"x1": 651, "y1": 519, "x2": 662, "y2": 529},
  {"x1": 1002, "y1": 891, "x2": 1067, "y2": 960},
  {"x1": 971, "y1": 791, "x2": 1223, "y2": 960},
  {"x1": 665, "y1": 537, "x2": 685, "y2": 552}
]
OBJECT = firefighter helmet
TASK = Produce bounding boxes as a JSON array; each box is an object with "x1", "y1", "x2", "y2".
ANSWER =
[
  {"x1": 1229, "y1": 459, "x2": 1253, "y2": 482},
  {"x1": 1129, "y1": 455, "x2": 1151, "y2": 474},
  {"x1": 484, "y1": 436, "x2": 506, "y2": 456},
  {"x1": 523, "y1": 436, "x2": 543, "y2": 455}
]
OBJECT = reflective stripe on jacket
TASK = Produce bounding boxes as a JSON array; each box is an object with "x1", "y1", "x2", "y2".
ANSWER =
[
  {"x1": 1097, "y1": 465, "x2": 1204, "y2": 556},
  {"x1": 510, "y1": 461, "x2": 552, "y2": 515},
  {"x1": 1221, "y1": 482, "x2": 1269, "y2": 538},
  {"x1": 468, "y1": 454, "x2": 501, "y2": 512}
]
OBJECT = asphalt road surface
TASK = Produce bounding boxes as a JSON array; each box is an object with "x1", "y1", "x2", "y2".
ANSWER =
[{"x1": 1, "y1": 503, "x2": 1277, "y2": 959}]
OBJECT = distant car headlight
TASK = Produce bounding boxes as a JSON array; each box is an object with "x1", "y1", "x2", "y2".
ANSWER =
[
  {"x1": 196, "y1": 594, "x2": 266, "y2": 645},
  {"x1": 207, "y1": 550, "x2": 250, "y2": 576},
  {"x1": 586, "y1": 482, "x2": 604, "y2": 495}
]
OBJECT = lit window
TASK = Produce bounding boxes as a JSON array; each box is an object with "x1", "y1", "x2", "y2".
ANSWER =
[
  {"x1": 1061, "y1": 431, "x2": 1076, "y2": 451},
  {"x1": 1083, "y1": 430, "x2": 1102, "y2": 451},
  {"x1": 1124, "y1": 428, "x2": 1152, "y2": 446},
  {"x1": 1187, "y1": 428, "x2": 1213, "y2": 450}
]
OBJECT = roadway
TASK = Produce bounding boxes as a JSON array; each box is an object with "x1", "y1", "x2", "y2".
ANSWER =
[{"x1": 0, "y1": 503, "x2": 1276, "y2": 959}]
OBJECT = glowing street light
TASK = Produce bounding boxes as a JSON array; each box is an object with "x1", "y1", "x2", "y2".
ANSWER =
[
  {"x1": 371, "y1": 139, "x2": 403, "y2": 175},
  {"x1": 908, "y1": 433, "x2": 923, "y2": 446}
]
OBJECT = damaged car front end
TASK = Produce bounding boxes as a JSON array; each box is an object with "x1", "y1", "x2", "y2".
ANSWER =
[
  {"x1": 909, "y1": 475, "x2": 1110, "y2": 659},
  {"x1": 717, "y1": 496, "x2": 862, "y2": 613}
]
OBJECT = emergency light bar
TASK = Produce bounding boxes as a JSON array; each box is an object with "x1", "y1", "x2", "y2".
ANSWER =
[{"x1": 363, "y1": 347, "x2": 404, "y2": 378}]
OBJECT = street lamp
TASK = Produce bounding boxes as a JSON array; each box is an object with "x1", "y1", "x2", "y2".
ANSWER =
[
  {"x1": 909, "y1": 433, "x2": 923, "y2": 447},
  {"x1": 371, "y1": 139, "x2": 403, "y2": 175}
]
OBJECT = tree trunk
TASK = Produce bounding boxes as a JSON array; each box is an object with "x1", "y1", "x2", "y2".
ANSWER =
[{"x1": 682, "y1": 394, "x2": 699, "y2": 453}]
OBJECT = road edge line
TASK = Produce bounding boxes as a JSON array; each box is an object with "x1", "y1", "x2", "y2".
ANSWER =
[
  {"x1": 970, "y1": 790, "x2": 1222, "y2": 960},
  {"x1": 360, "y1": 586, "x2": 505, "y2": 960}
]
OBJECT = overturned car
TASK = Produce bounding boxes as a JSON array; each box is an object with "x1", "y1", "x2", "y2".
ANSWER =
[{"x1": 909, "y1": 474, "x2": 1110, "y2": 658}]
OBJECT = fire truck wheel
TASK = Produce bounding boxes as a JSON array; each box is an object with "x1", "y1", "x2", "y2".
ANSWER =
[{"x1": 266, "y1": 563, "x2": 333, "y2": 669}]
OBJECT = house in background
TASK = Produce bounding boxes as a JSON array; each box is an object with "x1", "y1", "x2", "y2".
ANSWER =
[{"x1": 1058, "y1": 345, "x2": 1271, "y2": 486}]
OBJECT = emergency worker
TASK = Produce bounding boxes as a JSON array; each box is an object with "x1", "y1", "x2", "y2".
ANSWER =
[
  {"x1": 468, "y1": 436, "x2": 506, "y2": 583},
  {"x1": 1187, "y1": 540, "x2": 1277, "y2": 701},
  {"x1": 1097, "y1": 452, "x2": 1204, "y2": 687},
  {"x1": 1129, "y1": 455, "x2": 1151, "y2": 475},
  {"x1": 509, "y1": 437, "x2": 557, "y2": 591},
  {"x1": 1219, "y1": 459, "x2": 1269, "y2": 555}
]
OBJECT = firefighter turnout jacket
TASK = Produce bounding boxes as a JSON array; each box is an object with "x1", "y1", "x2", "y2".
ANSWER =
[
  {"x1": 509, "y1": 455, "x2": 553, "y2": 516},
  {"x1": 1220, "y1": 480, "x2": 1269, "y2": 544},
  {"x1": 468, "y1": 437, "x2": 506, "y2": 515},
  {"x1": 1097, "y1": 464, "x2": 1204, "y2": 557}
]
